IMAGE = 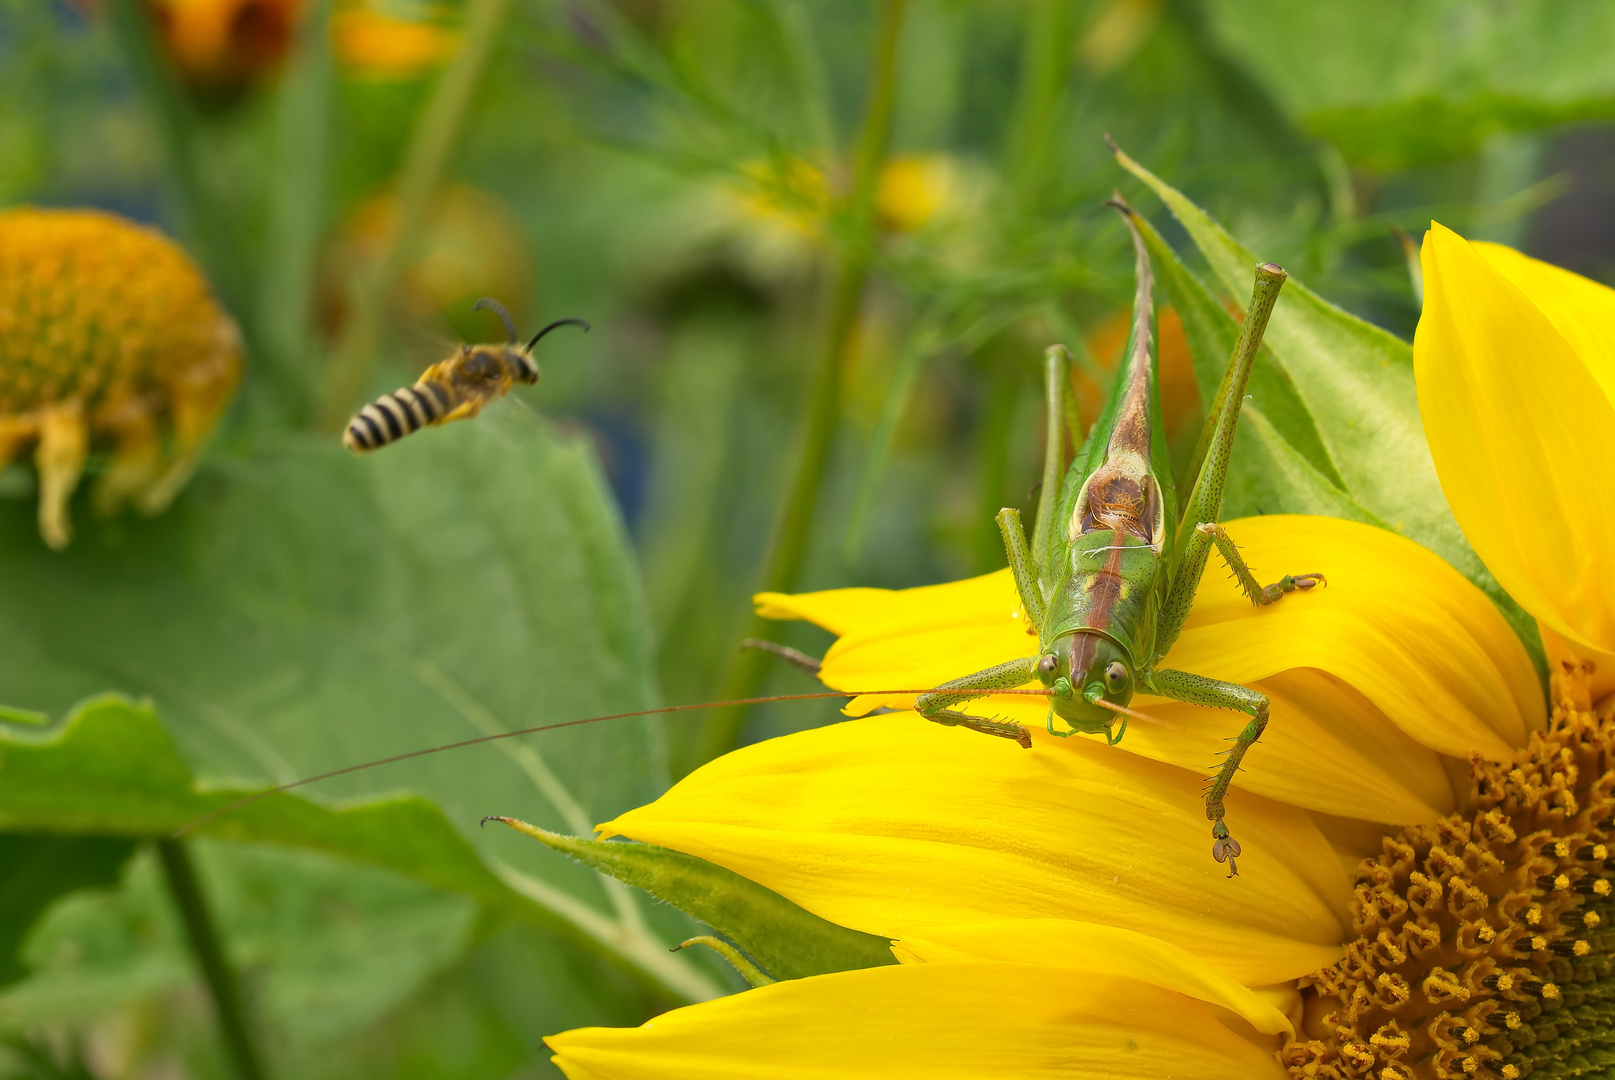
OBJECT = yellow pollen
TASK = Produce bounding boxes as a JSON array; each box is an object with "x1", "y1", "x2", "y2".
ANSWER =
[
  {"x1": 1282, "y1": 690, "x2": 1615, "y2": 1080},
  {"x1": 0, "y1": 208, "x2": 241, "y2": 548}
]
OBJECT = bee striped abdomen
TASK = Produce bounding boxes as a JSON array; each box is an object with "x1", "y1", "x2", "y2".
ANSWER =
[{"x1": 344, "y1": 382, "x2": 449, "y2": 453}]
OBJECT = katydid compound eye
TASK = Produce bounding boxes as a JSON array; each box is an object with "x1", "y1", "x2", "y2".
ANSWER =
[
  {"x1": 1037, "y1": 654, "x2": 1059, "y2": 676},
  {"x1": 1104, "y1": 661, "x2": 1128, "y2": 692}
]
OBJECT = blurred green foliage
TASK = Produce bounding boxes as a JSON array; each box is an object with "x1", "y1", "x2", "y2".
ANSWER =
[{"x1": 0, "y1": 0, "x2": 1611, "y2": 1076}]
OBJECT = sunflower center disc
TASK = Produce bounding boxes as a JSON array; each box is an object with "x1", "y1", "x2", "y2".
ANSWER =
[{"x1": 1285, "y1": 666, "x2": 1615, "y2": 1080}]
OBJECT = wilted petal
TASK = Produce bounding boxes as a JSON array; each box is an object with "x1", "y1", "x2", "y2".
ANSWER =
[
  {"x1": 759, "y1": 514, "x2": 1537, "y2": 820},
  {"x1": 892, "y1": 919, "x2": 1293, "y2": 1037},
  {"x1": 545, "y1": 961, "x2": 1286, "y2": 1080},
  {"x1": 1417, "y1": 223, "x2": 1615, "y2": 655},
  {"x1": 600, "y1": 712, "x2": 1348, "y2": 986}
]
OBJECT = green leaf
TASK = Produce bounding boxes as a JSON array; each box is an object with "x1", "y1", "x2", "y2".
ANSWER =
[
  {"x1": 1116, "y1": 149, "x2": 1543, "y2": 664},
  {"x1": 0, "y1": 834, "x2": 135, "y2": 987},
  {"x1": 1198, "y1": 1, "x2": 1615, "y2": 167},
  {"x1": 1136, "y1": 208, "x2": 1356, "y2": 514},
  {"x1": 490, "y1": 819, "x2": 897, "y2": 982},
  {"x1": 0, "y1": 841, "x2": 476, "y2": 1042},
  {"x1": 0, "y1": 407, "x2": 725, "y2": 1004},
  {"x1": 0, "y1": 694, "x2": 716, "y2": 1004}
]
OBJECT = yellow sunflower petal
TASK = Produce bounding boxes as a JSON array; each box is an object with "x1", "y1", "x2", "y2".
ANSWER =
[
  {"x1": 1164, "y1": 515, "x2": 1540, "y2": 756},
  {"x1": 1469, "y1": 240, "x2": 1615, "y2": 408},
  {"x1": 1417, "y1": 223, "x2": 1615, "y2": 654},
  {"x1": 758, "y1": 514, "x2": 1538, "y2": 821},
  {"x1": 600, "y1": 712, "x2": 1348, "y2": 986},
  {"x1": 1541, "y1": 622, "x2": 1615, "y2": 708},
  {"x1": 891, "y1": 919, "x2": 1293, "y2": 1037},
  {"x1": 545, "y1": 961, "x2": 1285, "y2": 1080}
]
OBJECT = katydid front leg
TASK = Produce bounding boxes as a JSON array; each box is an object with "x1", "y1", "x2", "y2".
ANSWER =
[
  {"x1": 915, "y1": 656, "x2": 1038, "y2": 748},
  {"x1": 1145, "y1": 668, "x2": 1267, "y2": 878}
]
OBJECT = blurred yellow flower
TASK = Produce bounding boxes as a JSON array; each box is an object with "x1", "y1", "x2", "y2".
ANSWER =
[
  {"x1": 332, "y1": 3, "x2": 458, "y2": 78},
  {"x1": 0, "y1": 209, "x2": 242, "y2": 548},
  {"x1": 144, "y1": 0, "x2": 305, "y2": 96},
  {"x1": 317, "y1": 183, "x2": 533, "y2": 344},
  {"x1": 731, "y1": 153, "x2": 968, "y2": 239}
]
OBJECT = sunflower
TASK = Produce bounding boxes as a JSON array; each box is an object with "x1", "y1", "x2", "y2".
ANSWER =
[{"x1": 542, "y1": 226, "x2": 1614, "y2": 1080}]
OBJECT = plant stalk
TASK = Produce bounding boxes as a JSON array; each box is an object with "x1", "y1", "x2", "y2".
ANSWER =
[
  {"x1": 156, "y1": 839, "x2": 267, "y2": 1080},
  {"x1": 686, "y1": 0, "x2": 907, "y2": 773},
  {"x1": 317, "y1": 0, "x2": 513, "y2": 429},
  {"x1": 105, "y1": 0, "x2": 255, "y2": 351},
  {"x1": 256, "y1": 0, "x2": 334, "y2": 422}
]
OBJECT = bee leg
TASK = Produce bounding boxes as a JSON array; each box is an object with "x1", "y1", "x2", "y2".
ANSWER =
[
  {"x1": 35, "y1": 400, "x2": 88, "y2": 550},
  {"x1": 92, "y1": 396, "x2": 163, "y2": 517},
  {"x1": 138, "y1": 329, "x2": 241, "y2": 516}
]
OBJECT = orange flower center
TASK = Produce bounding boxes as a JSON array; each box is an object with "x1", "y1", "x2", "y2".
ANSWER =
[{"x1": 1284, "y1": 670, "x2": 1615, "y2": 1080}]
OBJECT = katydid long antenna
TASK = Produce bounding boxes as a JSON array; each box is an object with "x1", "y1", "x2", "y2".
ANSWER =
[
  {"x1": 170, "y1": 686, "x2": 1059, "y2": 838},
  {"x1": 1086, "y1": 694, "x2": 1180, "y2": 733}
]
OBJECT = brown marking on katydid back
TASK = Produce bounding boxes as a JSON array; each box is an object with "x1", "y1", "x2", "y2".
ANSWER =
[
  {"x1": 1067, "y1": 630, "x2": 1100, "y2": 687},
  {"x1": 1081, "y1": 471, "x2": 1150, "y2": 540},
  {"x1": 1076, "y1": 536, "x2": 1128, "y2": 642},
  {"x1": 1106, "y1": 209, "x2": 1155, "y2": 463}
]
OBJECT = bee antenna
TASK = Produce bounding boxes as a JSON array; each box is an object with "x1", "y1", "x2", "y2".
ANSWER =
[
  {"x1": 526, "y1": 318, "x2": 590, "y2": 353},
  {"x1": 473, "y1": 297, "x2": 519, "y2": 344}
]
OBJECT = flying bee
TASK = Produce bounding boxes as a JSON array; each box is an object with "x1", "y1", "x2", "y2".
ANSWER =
[{"x1": 343, "y1": 298, "x2": 589, "y2": 454}]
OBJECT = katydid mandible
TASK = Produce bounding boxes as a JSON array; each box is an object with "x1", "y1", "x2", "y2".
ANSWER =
[{"x1": 916, "y1": 199, "x2": 1323, "y2": 877}]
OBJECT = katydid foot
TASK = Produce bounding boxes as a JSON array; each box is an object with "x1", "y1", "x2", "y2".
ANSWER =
[
  {"x1": 1194, "y1": 522, "x2": 1326, "y2": 605},
  {"x1": 924, "y1": 708, "x2": 1033, "y2": 748}
]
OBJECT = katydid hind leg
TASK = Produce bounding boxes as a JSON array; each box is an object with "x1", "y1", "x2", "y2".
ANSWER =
[
  {"x1": 1196, "y1": 522, "x2": 1325, "y2": 605},
  {"x1": 1148, "y1": 668, "x2": 1268, "y2": 878},
  {"x1": 916, "y1": 656, "x2": 1039, "y2": 748},
  {"x1": 1030, "y1": 344, "x2": 1072, "y2": 587},
  {"x1": 1155, "y1": 262, "x2": 1287, "y2": 658}
]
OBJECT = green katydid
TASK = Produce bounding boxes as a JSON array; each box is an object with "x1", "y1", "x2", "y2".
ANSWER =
[
  {"x1": 914, "y1": 199, "x2": 1323, "y2": 877},
  {"x1": 178, "y1": 200, "x2": 1320, "y2": 881}
]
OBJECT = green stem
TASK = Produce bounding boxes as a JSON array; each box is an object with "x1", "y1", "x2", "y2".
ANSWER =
[
  {"x1": 1006, "y1": 0, "x2": 1075, "y2": 208},
  {"x1": 256, "y1": 0, "x2": 334, "y2": 423},
  {"x1": 156, "y1": 839, "x2": 267, "y2": 1080},
  {"x1": 685, "y1": 0, "x2": 907, "y2": 774},
  {"x1": 105, "y1": 0, "x2": 255, "y2": 346},
  {"x1": 317, "y1": 0, "x2": 513, "y2": 430}
]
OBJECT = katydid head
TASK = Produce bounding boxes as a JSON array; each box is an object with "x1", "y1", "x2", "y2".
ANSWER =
[{"x1": 1038, "y1": 631, "x2": 1136, "y2": 735}]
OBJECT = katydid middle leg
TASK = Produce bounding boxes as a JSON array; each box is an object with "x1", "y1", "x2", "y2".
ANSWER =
[
  {"x1": 1196, "y1": 523, "x2": 1325, "y2": 605},
  {"x1": 1146, "y1": 668, "x2": 1269, "y2": 878}
]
